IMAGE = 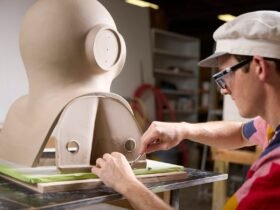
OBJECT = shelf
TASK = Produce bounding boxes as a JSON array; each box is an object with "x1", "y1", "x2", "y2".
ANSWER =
[
  {"x1": 163, "y1": 108, "x2": 209, "y2": 115},
  {"x1": 163, "y1": 109, "x2": 195, "y2": 115},
  {"x1": 152, "y1": 28, "x2": 200, "y2": 122},
  {"x1": 199, "y1": 89, "x2": 210, "y2": 94},
  {"x1": 154, "y1": 68, "x2": 195, "y2": 78},
  {"x1": 153, "y1": 28, "x2": 199, "y2": 42},
  {"x1": 197, "y1": 107, "x2": 209, "y2": 114},
  {"x1": 161, "y1": 89, "x2": 195, "y2": 96},
  {"x1": 153, "y1": 48, "x2": 198, "y2": 59}
]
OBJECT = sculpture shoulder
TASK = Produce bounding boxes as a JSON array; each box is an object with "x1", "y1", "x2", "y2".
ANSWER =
[{"x1": 1, "y1": 95, "x2": 29, "y2": 131}]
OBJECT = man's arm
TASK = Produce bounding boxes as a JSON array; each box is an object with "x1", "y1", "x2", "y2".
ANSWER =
[
  {"x1": 119, "y1": 179, "x2": 173, "y2": 210},
  {"x1": 181, "y1": 121, "x2": 255, "y2": 148},
  {"x1": 140, "y1": 121, "x2": 255, "y2": 154}
]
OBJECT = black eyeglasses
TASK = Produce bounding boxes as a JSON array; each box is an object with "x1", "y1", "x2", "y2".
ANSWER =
[{"x1": 212, "y1": 58, "x2": 252, "y2": 89}]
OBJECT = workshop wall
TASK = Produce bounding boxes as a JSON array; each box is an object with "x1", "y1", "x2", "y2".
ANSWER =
[
  {"x1": 0, "y1": 0, "x2": 153, "y2": 122},
  {"x1": 100, "y1": 0, "x2": 154, "y2": 98},
  {"x1": 0, "y1": 0, "x2": 33, "y2": 122}
]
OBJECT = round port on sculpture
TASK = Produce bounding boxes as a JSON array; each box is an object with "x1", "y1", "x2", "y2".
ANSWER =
[
  {"x1": 124, "y1": 138, "x2": 136, "y2": 152},
  {"x1": 66, "y1": 140, "x2": 80, "y2": 154}
]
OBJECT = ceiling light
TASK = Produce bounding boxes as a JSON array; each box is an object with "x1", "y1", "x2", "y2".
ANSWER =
[
  {"x1": 218, "y1": 14, "x2": 236, "y2": 22},
  {"x1": 125, "y1": 0, "x2": 159, "y2": 10}
]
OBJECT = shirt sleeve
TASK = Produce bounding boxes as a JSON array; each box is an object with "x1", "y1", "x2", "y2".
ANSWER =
[{"x1": 242, "y1": 116, "x2": 269, "y2": 149}]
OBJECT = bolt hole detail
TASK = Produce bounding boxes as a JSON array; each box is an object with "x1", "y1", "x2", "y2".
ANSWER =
[{"x1": 66, "y1": 140, "x2": 80, "y2": 154}]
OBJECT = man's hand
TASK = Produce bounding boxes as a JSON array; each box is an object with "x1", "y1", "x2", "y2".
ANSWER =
[
  {"x1": 92, "y1": 152, "x2": 173, "y2": 210},
  {"x1": 139, "y1": 121, "x2": 185, "y2": 154},
  {"x1": 91, "y1": 152, "x2": 139, "y2": 194}
]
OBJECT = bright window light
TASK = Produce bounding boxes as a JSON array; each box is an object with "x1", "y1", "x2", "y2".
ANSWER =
[
  {"x1": 218, "y1": 14, "x2": 236, "y2": 22},
  {"x1": 125, "y1": 0, "x2": 159, "y2": 10}
]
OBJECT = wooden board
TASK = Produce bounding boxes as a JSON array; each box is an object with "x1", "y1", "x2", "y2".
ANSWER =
[
  {"x1": 211, "y1": 147, "x2": 261, "y2": 165},
  {"x1": 1, "y1": 171, "x2": 187, "y2": 193}
]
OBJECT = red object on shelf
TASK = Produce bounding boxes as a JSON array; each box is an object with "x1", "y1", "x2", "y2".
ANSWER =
[
  {"x1": 132, "y1": 84, "x2": 176, "y2": 122},
  {"x1": 132, "y1": 84, "x2": 190, "y2": 167}
]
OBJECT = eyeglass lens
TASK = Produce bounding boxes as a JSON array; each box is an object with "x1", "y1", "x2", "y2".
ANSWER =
[{"x1": 216, "y1": 78, "x2": 226, "y2": 89}]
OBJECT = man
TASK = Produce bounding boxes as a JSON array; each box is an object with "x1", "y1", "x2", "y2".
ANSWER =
[{"x1": 92, "y1": 11, "x2": 280, "y2": 209}]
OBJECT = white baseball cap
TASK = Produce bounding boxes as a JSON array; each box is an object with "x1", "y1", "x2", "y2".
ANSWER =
[{"x1": 199, "y1": 10, "x2": 280, "y2": 67}]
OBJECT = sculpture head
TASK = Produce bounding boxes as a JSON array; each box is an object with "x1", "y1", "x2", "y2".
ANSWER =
[{"x1": 20, "y1": 0, "x2": 126, "y2": 95}]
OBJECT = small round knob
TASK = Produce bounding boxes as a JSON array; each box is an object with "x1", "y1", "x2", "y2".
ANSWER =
[
  {"x1": 124, "y1": 138, "x2": 136, "y2": 152},
  {"x1": 66, "y1": 140, "x2": 80, "y2": 154}
]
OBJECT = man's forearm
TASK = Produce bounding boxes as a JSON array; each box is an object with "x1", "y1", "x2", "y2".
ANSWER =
[
  {"x1": 180, "y1": 121, "x2": 254, "y2": 149},
  {"x1": 120, "y1": 180, "x2": 173, "y2": 210}
]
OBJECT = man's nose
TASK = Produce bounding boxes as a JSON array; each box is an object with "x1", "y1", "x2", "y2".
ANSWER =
[{"x1": 220, "y1": 88, "x2": 231, "y2": 95}]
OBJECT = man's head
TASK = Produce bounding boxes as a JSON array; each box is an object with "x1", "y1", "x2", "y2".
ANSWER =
[
  {"x1": 199, "y1": 10, "x2": 280, "y2": 119},
  {"x1": 20, "y1": 0, "x2": 126, "y2": 96}
]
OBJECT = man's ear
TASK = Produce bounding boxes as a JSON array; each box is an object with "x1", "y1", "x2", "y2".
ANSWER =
[
  {"x1": 253, "y1": 55, "x2": 269, "y2": 81},
  {"x1": 85, "y1": 24, "x2": 126, "y2": 73}
]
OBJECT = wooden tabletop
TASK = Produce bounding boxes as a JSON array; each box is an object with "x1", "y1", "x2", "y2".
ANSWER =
[{"x1": 0, "y1": 167, "x2": 227, "y2": 210}]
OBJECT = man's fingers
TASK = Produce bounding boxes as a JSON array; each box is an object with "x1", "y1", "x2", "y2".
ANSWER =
[
  {"x1": 91, "y1": 166, "x2": 100, "y2": 177},
  {"x1": 96, "y1": 157, "x2": 106, "y2": 168},
  {"x1": 145, "y1": 142, "x2": 167, "y2": 153},
  {"x1": 140, "y1": 127, "x2": 161, "y2": 154},
  {"x1": 145, "y1": 144, "x2": 159, "y2": 153},
  {"x1": 111, "y1": 152, "x2": 124, "y2": 158},
  {"x1": 103, "y1": 153, "x2": 113, "y2": 161}
]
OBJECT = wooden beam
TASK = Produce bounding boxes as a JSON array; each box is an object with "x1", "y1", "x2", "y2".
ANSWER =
[
  {"x1": 212, "y1": 160, "x2": 228, "y2": 210},
  {"x1": 211, "y1": 147, "x2": 261, "y2": 165}
]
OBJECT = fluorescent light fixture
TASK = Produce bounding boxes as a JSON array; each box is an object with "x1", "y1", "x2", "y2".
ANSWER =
[
  {"x1": 218, "y1": 14, "x2": 236, "y2": 22},
  {"x1": 125, "y1": 0, "x2": 159, "y2": 10}
]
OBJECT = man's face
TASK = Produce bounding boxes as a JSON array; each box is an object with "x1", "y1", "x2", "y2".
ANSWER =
[{"x1": 216, "y1": 55, "x2": 260, "y2": 118}]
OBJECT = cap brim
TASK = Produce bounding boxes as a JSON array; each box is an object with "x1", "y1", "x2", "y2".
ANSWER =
[{"x1": 198, "y1": 52, "x2": 227, "y2": 67}]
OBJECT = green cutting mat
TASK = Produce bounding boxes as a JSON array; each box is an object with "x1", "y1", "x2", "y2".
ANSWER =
[{"x1": 0, "y1": 159, "x2": 184, "y2": 184}]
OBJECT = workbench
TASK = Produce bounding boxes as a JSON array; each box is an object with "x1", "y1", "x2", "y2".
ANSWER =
[{"x1": 0, "y1": 168, "x2": 227, "y2": 210}]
